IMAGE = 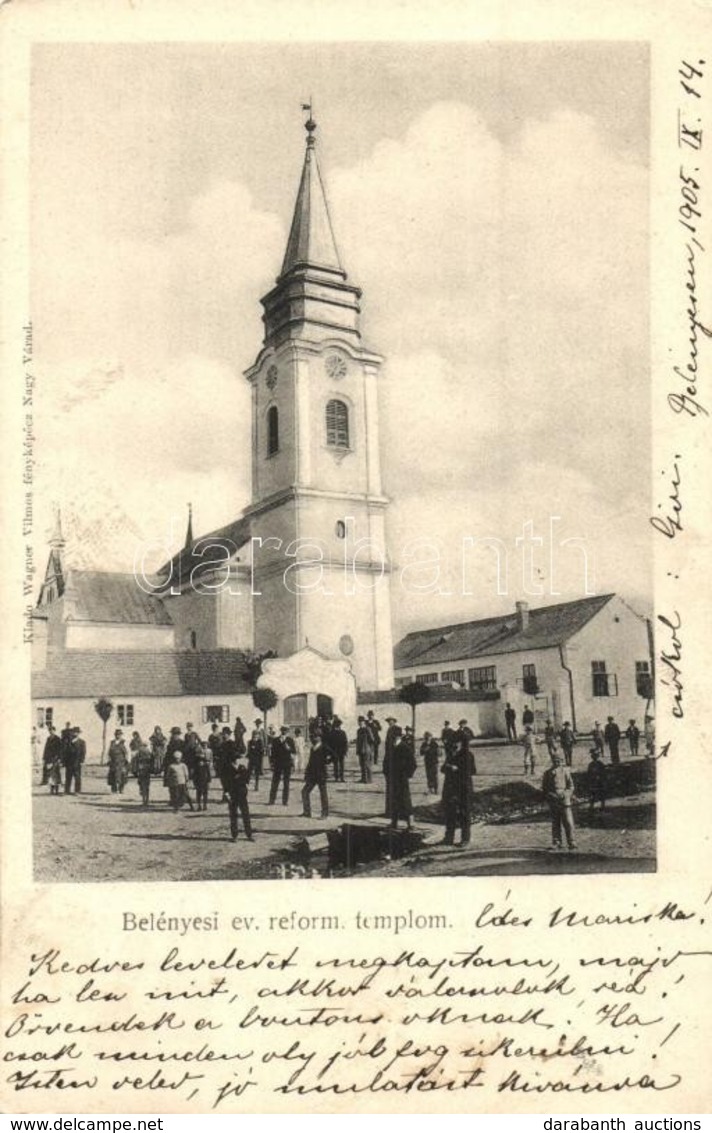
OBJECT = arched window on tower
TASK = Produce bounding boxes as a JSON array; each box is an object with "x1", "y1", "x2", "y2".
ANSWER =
[
  {"x1": 325, "y1": 399, "x2": 349, "y2": 449},
  {"x1": 267, "y1": 405, "x2": 279, "y2": 456}
]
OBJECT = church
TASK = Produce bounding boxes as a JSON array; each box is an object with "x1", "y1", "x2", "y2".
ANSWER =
[
  {"x1": 32, "y1": 112, "x2": 394, "y2": 743},
  {"x1": 31, "y1": 113, "x2": 653, "y2": 751}
]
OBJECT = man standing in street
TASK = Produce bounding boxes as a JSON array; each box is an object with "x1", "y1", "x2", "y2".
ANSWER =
[
  {"x1": 604, "y1": 716, "x2": 621, "y2": 765},
  {"x1": 302, "y1": 730, "x2": 330, "y2": 819},
  {"x1": 225, "y1": 747, "x2": 254, "y2": 842},
  {"x1": 504, "y1": 703, "x2": 517, "y2": 742},
  {"x1": 329, "y1": 716, "x2": 348, "y2": 783},
  {"x1": 65, "y1": 726, "x2": 86, "y2": 795},
  {"x1": 269, "y1": 726, "x2": 295, "y2": 806},
  {"x1": 626, "y1": 719, "x2": 640, "y2": 757},
  {"x1": 442, "y1": 735, "x2": 475, "y2": 846},
  {"x1": 542, "y1": 752, "x2": 577, "y2": 851},
  {"x1": 366, "y1": 711, "x2": 381, "y2": 766},
  {"x1": 356, "y1": 716, "x2": 374, "y2": 783},
  {"x1": 559, "y1": 721, "x2": 576, "y2": 767}
]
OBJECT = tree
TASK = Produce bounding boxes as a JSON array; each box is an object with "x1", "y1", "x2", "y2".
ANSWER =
[
  {"x1": 252, "y1": 687, "x2": 278, "y2": 733},
  {"x1": 244, "y1": 650, "x2": 277, "y2": 687},
  {"x1": 94, "y1": 698, "x2": 113, "y2": 763},
  {"x1": 398, "y1": 681, "x2": 432, "y2": 741}
]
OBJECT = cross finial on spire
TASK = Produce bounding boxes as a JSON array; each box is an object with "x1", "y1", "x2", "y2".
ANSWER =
[{"x1": 301, "y1": 98, "x2": 316, "y2": 148}]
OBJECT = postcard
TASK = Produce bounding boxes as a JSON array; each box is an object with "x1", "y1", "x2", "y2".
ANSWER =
[{"x1": 1, "y1": 0, "x2": 710, "y2": 1115}]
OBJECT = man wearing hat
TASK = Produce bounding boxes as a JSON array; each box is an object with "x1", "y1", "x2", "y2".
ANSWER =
[
  {"x1": 356, "y1": 716, "x2": 375, "y2": 783},
  {"x1": 542, "y1": 751, "x2": 577, "y2": 851},
  {"x1": 366, "y1": 710, "x2": 382, "y2": 765},
  {"x1": 268, "y1": 726, "x2": 296, "y2": 805},
  {"x1": 454, "y1": 719, "x2": 476, "y2": 776},
  {"x1": 64, "y1": 726, "x2": 86, "y2": 795},
  {"x1": 586, "y1": 746, "x2": 607, "y2": 812},
  {"x1": 383, "y1": 716, "x2": 398, "y2": 816},
  {"x1": 604, "y1": 716, "x2": 621, "y2": 765},
  {"x1": 247, "y1": 720, "x2": 266, "y2": 791},
  {"x1": 329, "y1": 716, "x2": 348, "y2": 783}
]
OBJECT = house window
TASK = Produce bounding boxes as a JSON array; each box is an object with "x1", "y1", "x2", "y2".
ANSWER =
[
  {"x1": 468, "y1": 666, "x2": 497, "y2": 691},
  {"x1": 201, "y1": 705, "x2": 230, "y2": 724},
  {"x1": 326, "y1": 399, "x2": 349, "y2": 449},
  {"x1": 415, "y1": 672, "x2": 439, "y2": 685},
  {"x1": 335, "y1": 519, "x2": 346, "y2": 539},
  {"x1": 267, "y1": 406, "x2": 279, "y2": 455},
  {"x1": 592, "y1": 661, "x2": 618, "y2": 697},
  {"x1": 117, "y1": 704, "x2": 135, "y2": 727},
  {"x1": 635, "y1": 660, "x2": 652, "y2": 697},
  {"x1": 441, "y1": 669, "x2": 466, "y2": 686},
  {"x1": 190, "y1": 630, "x2": 197, "y2": 649},
  {"x1": 37, "y1": 707, "x2": 53, "y2": 728},
  {"x1": 522, "y1": 663, "x2": 538, "y2": 695}
]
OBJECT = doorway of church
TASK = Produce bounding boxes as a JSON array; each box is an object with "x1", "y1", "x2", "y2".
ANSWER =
[
  {"x1": 316, "y1": 694, "x2": 333, "y2": 720},
  {"x1": 284, "y1": 694, "x2": 308, "y2": 735}
]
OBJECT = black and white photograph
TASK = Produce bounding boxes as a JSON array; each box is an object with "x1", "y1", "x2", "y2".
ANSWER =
[
  {"x1": 27, "y1": 40, "x2": 657, "y2": 882},
  {"x1": 2, "y1": 0, "x2": 712, "y2": 1119}
]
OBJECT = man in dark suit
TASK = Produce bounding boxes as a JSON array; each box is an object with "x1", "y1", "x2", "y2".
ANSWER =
[
  {"x1": 329, "y1": 716, "x2": 348, "y2": 783},
  {"x1": 604, "y1": 716, "x2": 621, "y2": 765},
  {"x1": 268, "y1": 727, "x2": 296, "y2": 805},
  {"x1": 224, "y1": 748, "x2": 254, "y2": 842},
  {"x1": 65, "y1": 727, "x2": 86, "y2": 794},
  {"x1": 504, "y1": 703, "x2": 517, "y2": 742}
]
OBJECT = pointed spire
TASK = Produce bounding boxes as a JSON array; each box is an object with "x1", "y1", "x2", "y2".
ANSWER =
[
  {"x1": 184, "y1": 503, "x2": 194, "y2": 550},
  {"x1": 38, "y1": 505, "x2": 66, "y2": 605},
  {"x1": 50, "y1": 506, "x2": 65, "y2": 549},
  {"x1": 280, "y1": 108, "x2": 343, "y2": 277}
]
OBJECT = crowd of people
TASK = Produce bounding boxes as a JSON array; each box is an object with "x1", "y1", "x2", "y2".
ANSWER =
[{"x1": 37, "y1": 706, "x2": 651, "y2": 852}]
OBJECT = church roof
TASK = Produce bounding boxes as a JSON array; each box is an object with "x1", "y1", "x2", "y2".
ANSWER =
[
  {"x1": 158, "y1": 515, "x2": 251, "y2": 588},
  {"x1": 66, "y1": 571, "x2": 173, "y2": 625},
  {"x1": 280, "y1": 117, "x2": 343, "y2": 277},
  {"x1": 394, "y1": 594, "x2": 617, "y2": 669},
  {"x1": 33, "y1": 649, "x2": 253, "y2": 699}
]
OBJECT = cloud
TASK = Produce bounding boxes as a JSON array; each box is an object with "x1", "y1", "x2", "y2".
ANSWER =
[{"x1": 35, "y1": 101, "x2": 651, "y2": 617}]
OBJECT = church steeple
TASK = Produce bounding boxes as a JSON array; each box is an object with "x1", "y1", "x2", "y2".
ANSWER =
[
  {"x1": 37, "y1": 507, "x2": 66, "y2": 606},
  {"x1": 260, "y1": 110, "x2": 362, "y2": 349},
  {"x1": 280, "y1": 113, "x2": 343, "y2": 277}
]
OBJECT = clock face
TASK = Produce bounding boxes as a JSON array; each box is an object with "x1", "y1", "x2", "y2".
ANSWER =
[
  {"x1": 266, "y1": 364, "x2": 278, "y2": 390},
  {"x1": 324, "y1": 354, "x2": 347, "y2": 380},
  {"x1": 339, "y1": 634, "x2": 354, "y2": 656}
]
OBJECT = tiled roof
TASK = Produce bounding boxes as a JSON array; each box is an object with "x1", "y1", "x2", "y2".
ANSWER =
[
  {"x1": 158, "y1": 516, "x2": 251, "y2": 587},
  {"x1": 32, "y1": 649, "x2": 252, "y2": 699},
  {"x1": 67, "y1": 571, "x2": 172, "y2": 625},
  {"x1": 394, "y1": 594, "x2": 616, "y2": 670}
]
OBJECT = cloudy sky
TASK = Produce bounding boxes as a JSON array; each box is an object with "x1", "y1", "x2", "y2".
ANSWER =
[{"x1": 31, "y1": 41, "x2": 651, "y2": 637}]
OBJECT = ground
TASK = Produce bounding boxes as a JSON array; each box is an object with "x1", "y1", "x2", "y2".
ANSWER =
[{"x1": 33, "y1": 742, "x2": 655, "y2": 883}]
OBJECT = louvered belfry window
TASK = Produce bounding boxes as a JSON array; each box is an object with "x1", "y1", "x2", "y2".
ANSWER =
[{"x1": 326, "y1": 399, "x2": 349, "y2": 449}]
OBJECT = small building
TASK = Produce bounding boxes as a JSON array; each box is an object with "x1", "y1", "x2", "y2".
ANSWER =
[{"x1": 393, "y1": 594, "x2": 653, "y2": 735}]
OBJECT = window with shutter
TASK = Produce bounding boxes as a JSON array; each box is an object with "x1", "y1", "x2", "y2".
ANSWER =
[{"x1": 325, "y1": 399, "x2": 349, "y2": 448}]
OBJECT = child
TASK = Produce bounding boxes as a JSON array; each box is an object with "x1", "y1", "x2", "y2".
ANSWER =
[
  {"x1": 165, "y1": 750, "x2": 194, "y2": 812},
  {"x1": 192, "y1": 750, "x2": 212, "y2": 811},
  {"x1": 48, "y1": 752, "x2": 62, "y2": 795},
  {"x1": 522, "y1": 726, "x2": 537, "y2": 775},
  {"x1": 586, "y1": 747, "x2": 607, "y2": 811}
]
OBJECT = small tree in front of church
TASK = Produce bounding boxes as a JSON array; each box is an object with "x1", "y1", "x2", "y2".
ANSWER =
[
  {"x1": 398, "y1": 681, "x2": 432, "y2": 742},
  {"x1": 252, "y1": 687, "x2": 278, "y2": 734},
  {"x1": 94, "y1": 697, "x2": 113, "y2": 763}
]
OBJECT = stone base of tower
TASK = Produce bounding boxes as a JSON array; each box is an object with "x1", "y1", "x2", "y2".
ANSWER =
[{"x1": 257, "y1": 646, "x2": 358, "y2": 733}]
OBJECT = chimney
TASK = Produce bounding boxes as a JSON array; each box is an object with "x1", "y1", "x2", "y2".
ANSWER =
[{"x1": 515, "y1": 600, "x2": 529, "y2": 632}]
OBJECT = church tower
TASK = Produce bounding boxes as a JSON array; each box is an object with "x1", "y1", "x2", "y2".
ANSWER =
[{"x1": 244, "y1": 112, "x2": 394, "y2": 691}]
